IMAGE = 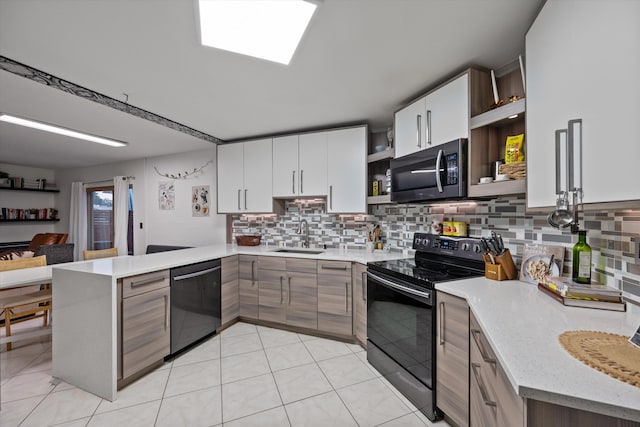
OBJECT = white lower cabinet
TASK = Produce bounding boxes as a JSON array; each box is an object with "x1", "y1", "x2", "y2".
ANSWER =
[{"x1": 327, "y1": 126, "x2": 367, "y2": 213}]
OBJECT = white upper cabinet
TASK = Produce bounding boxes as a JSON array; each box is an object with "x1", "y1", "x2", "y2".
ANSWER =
[
  {"x1": 395, "y1": 96, "x2": 427, "y2": 158},
  {"x1": 327, "y1": 126, "x2": 367, "y2": 213},
  {"x1": 272, "y1": 132, "x2": 327, "y2": 198},
  {"x1": 426, "y1": 73, "x2": 468, "y2": 147},
  {"x1": 217, "y1": 143, "x2": 244, "y2": 213},
  {"x1": 394, "y1": 73, "x2": 469, "y2": 158},
  {"x1": 298, "y1": 132, "x2": 328, "y2": 196},
  {"x1": 217, "y1": 138, "x2": 273, "y2": 213},
  {"x1": 526, "y1": 0, "x2": 640, "y2": 208}
]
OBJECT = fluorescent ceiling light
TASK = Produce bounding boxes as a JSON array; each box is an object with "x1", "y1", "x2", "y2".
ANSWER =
[
  {"x1": 0, "y1": 113, "x2": 127, "y2": 148},
  {"x1": 198, "y1": 0, "x2": 317, "y2": 65}
]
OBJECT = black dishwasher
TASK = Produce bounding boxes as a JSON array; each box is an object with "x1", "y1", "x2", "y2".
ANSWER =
[{"x1": 169, "y1": 259, "x2": 221, "y2": 356}]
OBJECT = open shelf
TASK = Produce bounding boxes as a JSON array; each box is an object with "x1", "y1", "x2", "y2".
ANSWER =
[
  {"x1": 0, "y1": 187, "x2": 59, "y2": 193},
  {"x1": 470, "y1": 99, "x2": 525, "y2": 130},
  {"x1": 468, "y1": 179, "x2": 526, "y2": 198},
  {"x1": 367, "y1": 195, "x2": 393, "y2": 205},
  {"x1": 0, "y1": 219, "x2": 60, "y2": 223},
  {"x1": 367, "y1": 147, "x2": 394, "y2": 163}
]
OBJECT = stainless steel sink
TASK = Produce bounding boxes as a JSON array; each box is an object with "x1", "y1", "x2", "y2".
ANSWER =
[{"x1": 271, "y1": 248, "x2": 325, "y2": 255}]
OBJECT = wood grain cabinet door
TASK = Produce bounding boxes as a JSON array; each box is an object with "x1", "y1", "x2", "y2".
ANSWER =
[
  {"x1": 286, "y1": 271, "x2": 317, "y2": 330},
  {"x1": 317, "y1": 261, "x2": 352, "y2": 336},
  {"x1": 221, "y1": 256, "x2": 239, "y2": 326},
  {"x1": 122, "y1": 286, "x2": 170, "y2": 379},
  {"x1": 238, "y1": 255, "x2": 258, "y2": 319},
  {"x1": 353, "y1": 263, "x2": 367, "y2": 345},
  {"x1": 258, "y1": 268, "x2": 287, "y2": 324},
  {"x1": 436, "y1": 291, "x2": 470, "y2": 427}
]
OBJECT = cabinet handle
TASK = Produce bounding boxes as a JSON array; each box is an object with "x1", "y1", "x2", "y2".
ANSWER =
[
  {"x1": 251, "y1": 260, "x2": 256, "y2": 285},
  {"x1": 361, "y1": 271, "x2": 367, "y2": 302},
  {"x1": 130, "y1": 275, "x2": 167, "y2": 288},
  {"x1": 426, "y1": 110, "x2": 432, "y2": 145},
  {"x1": 439, "y1": 302, "x2": 445, "y2": 345},
  {"x1": 244, "y1": 189, "x2": 248, "y2": 210},
  {"x1": 172, "y1": 267, "x2": 220, "y2": 281},
  {"x1": 321, "y1": 265, "x2": 347, "y2": 270},
  {"x1": 416, "y1": 115, "x2": 422, "y2": 148},
  {"x1": 471, "y1": 363, "x2": 497, "y2": 407},
  {"x1": 555, "y1": 129, "x2": 569, "y2": 194},
  {"x1": 329, "y1": 186, "x2": 333, "y2": 209},
  {"x1": 237, "y1": 189, "x2": 241, "y2": 210},
  {"x1": 164, "y1": 294, "x2": 169, "y2": 330},
  {"x1": 300, "y1": 170, "x2": 304, "y2": 194},
  {"x1": 471, "y1": 329, "x2": 497, "y2": 364},
  {"x1": 568, "y1": 118, "x2": 583, "y2": 192},
  {"x1": 280, "y1": 276, "x2": 284, "y2": 304},
  {"x1": 288, "y1": 277, "x2": 292, "y2": 305},
  {"x1": 292, "y1": 170, "x2": 296, "y2": 194},
  {"x1": 345, "y1": 282, "x2": 349, "y2": 312}
]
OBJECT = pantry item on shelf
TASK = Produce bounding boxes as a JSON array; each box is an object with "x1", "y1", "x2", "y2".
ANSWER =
[
  {"x1": 235, "y1": 235, "x2": 261, "y2": 246},
  {"x1": 495, "y1": 174, "x2": 510, "y2": 182},
  {"x1": 498, "y1": 161, "x2": 526, "y2": 180},
  {"x1": 505, "y1": 133, "x2": 525, "y2": 164},
  {"x1": 572, "y1": 230, "x2": 592, "y2": 284},
  {"x1": 479, "y1": 176, "x2": 493, "y2": 184}
]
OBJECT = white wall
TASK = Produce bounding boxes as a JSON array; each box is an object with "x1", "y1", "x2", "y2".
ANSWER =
[
  {"x1": 144, "y1": 148, "x2": 226, "y2": 248},
  {"x1": 0, "y1": 163, "x2": 57, "y2": 242},
  {"x1": 52, "y1": 147, "x2": 226, "y2": 254}
]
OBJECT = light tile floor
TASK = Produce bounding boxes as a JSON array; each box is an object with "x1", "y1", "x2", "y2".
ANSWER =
[{"x1": 0, "y1": 319, "x2": 451, "y2": 427}]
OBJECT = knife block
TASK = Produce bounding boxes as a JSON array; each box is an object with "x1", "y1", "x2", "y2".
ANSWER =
[{"x1": 483, "y1": 249, "x2": 517, "y2": 281}]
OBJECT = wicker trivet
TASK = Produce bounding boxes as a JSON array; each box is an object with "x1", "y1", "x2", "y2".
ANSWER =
[{"x1": 559, "y1": 330, "x2": 640, "y2": 388}]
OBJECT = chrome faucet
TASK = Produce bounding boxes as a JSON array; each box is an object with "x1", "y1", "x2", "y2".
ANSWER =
[{"x1": 296, "y1": 219, "x2": 309, "y2": 248}]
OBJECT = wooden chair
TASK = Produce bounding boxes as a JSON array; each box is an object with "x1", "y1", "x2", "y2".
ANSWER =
[
  {"x1": 83, "y1": 247, "x2": 118, "y2": 260},
  {"x1": 0, "y1": 255, "x2": 51, "y2": 351}
]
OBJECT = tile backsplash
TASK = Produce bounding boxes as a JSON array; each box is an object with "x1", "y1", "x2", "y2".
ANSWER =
[{"x1": 231, "y1": 196, "x2": 640, "y2": 295}]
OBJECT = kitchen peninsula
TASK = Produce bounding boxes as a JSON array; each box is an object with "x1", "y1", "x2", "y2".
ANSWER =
[{"x1": 49, "y1": 245, "x2": 404, "y2": 401}]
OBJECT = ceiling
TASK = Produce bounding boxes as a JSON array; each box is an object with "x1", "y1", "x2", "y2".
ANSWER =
[{"x1": 0, "y1": 0, "x2": 544, "y2": 170}]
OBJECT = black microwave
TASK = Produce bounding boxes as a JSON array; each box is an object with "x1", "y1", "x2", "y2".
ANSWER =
[{"x1": 390, "y1": 138, "x2": 467, "y2": 203}]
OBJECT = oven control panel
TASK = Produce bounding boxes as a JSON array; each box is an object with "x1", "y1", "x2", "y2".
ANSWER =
[{"x1": 412, "y1": 233, "x2": 484, "y2": 261}]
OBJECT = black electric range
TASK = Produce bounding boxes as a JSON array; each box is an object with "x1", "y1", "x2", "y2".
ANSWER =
[{"x1": 366, "y1": 233, "x2": 485, "y2": 421}]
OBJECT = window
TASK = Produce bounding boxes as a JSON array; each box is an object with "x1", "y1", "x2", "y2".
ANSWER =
[{"x1": 86, "y1": 185, "x2": 135, "y2": 254}]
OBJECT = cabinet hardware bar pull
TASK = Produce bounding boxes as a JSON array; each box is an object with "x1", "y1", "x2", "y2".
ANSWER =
[
  {"x1": 361, "y1": 271, "x2": 367, "y2": 301},
  {"x1": 439, "y1": 302, "x2": 445, "y2": 345},
  {"x1": 130, "y1": 276, "x2": 167, "y2": 287},
  {"x1": 568, "y1": 118, "x2": 583, "y2": 191},
  {"x1": 435, "y1": 149, "x2": 443, "y2": 193},
  {"x1": 416, "y1": 115, "x2": 422, "y2": 148},
  {"x1": 172, "y1": 267, "x2": 220, "y2": 281},
  {"x1": 237, "y1": 189, "x2": 241, "y2": 210},
  {"x1": 329, "y1": 186, "x2": 333, "y2": 209},
  {"x1": 288, "y1": 277, "x2": 292, "y2": 305},
  {"x1": 244, "y1": 189, "x2": 248, "y2": 210},
  {"x1": 471, "y1": 329, "x2": 497, "y2": 364},
  {"x1": 292, "y1": 171, "x2": 296, "y2": 194},
  {"x1": 321, "y1": 265, "x2": 347, "y2": 270},
  {"x1": 471, "y1": 363, "x2": 497, "y2": 407},
  {"x1": 300, "y1": 170, "x2": 303, "y2": 194},
  {"x1": 345, "y1": 282, "x2": 349, "y2": 312},
  {"x1": 426, "y1": 110, "x2": 432, "y2": 145},
  {"x1": 164, "y1": 294, "x2": 169, "y2": 330},
  {"x1": 280, "y1": 276, "x2": 284, "y2": 304},
  {"x1": 555, "y1": 129, "x2": 568, "y2": 194},
  {"x1": 251, "y1": 260, "x2": 256, "y2": 284},
  {"x1": 366, "y1": 272, "x2": 431, "y2": 300}
]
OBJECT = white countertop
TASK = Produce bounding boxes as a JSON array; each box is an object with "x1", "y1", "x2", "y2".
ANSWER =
[
  {"x1": 437, "y1": 278, "x2": 640, "y2": 422},
  {"x1": 1, "y1": 245, "x2": 405, "y2": 287}
]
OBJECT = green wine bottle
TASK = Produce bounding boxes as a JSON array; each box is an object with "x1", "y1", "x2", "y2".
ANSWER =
[{"x1": 572, "y1": 230, "x2": 592, "y2": 284}]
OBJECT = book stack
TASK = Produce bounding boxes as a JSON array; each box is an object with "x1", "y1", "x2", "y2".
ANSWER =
[
  {"x1": 22, "y1": 178, "x2": 46, "y2": 190},
  {"x1": 538, "y1": 277, "x2": 626, "y2": 312}
]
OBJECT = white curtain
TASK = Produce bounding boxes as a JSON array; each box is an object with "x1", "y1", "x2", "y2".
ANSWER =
[
  {"x1": 113, "y1": 176, "x2": 129, "y2": 256},
  {"x1": 69, "y1": 182, "x2": 87, "y2": 261}
]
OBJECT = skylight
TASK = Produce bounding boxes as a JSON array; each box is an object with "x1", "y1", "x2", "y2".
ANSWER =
[{"x1": 198, "y1": 0, "x2": 317, "y2": 65}]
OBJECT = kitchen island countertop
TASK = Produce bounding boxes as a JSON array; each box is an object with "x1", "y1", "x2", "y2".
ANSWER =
[{"x1": 437, "y1": 277, "x2": 640, "y2": 422}]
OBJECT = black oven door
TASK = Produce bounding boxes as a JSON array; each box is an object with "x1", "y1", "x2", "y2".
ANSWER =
[{"x1": 366, "y1": 270, "x2": 441, "y2": 421}]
